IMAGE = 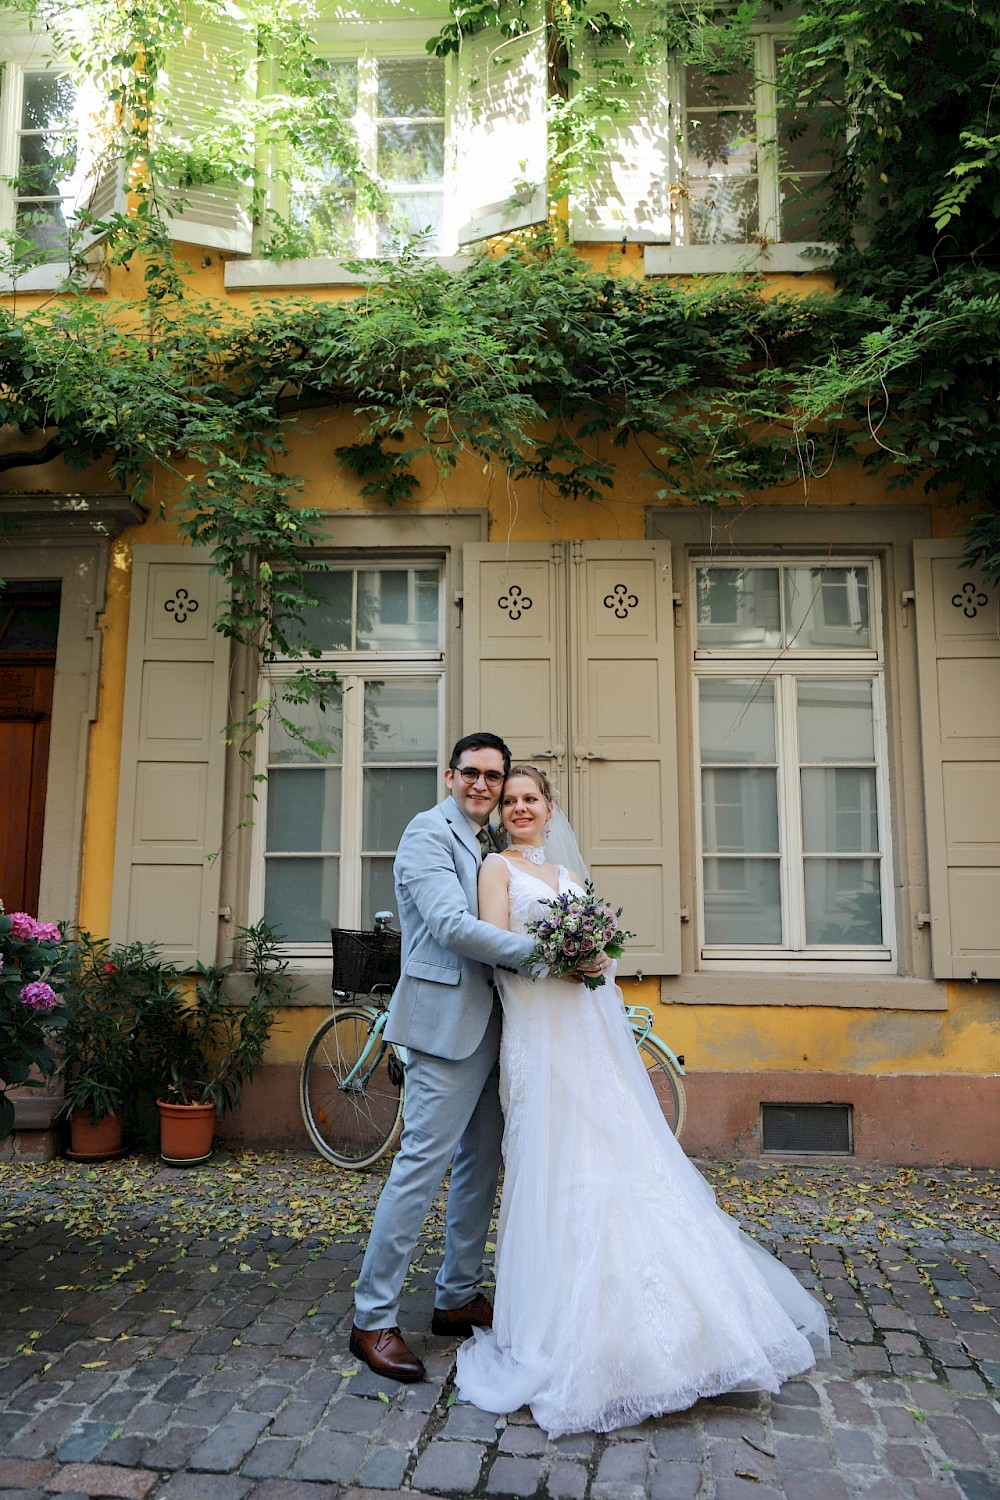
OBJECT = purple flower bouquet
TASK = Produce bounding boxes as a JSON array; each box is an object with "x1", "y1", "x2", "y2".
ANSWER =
[{"x1": 525, "y1": 881, "x2": 634, "y2": 990}]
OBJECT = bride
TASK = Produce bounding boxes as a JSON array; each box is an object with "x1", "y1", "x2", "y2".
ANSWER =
[{"x1": 454, "y1": 764, "x2": 830, "y2": 1439}]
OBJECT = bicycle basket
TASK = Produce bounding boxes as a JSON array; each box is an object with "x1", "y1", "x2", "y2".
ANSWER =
[{"x1": 330, "y1": 927, "x2": 402, "y2": 997}]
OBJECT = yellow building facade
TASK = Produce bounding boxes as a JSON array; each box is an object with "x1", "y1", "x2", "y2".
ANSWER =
[{"x1": 1, "y1": 1, "x2": 998, "y2": 1163}]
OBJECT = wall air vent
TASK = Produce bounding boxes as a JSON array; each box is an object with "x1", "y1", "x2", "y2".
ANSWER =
[{"x1": 761, "y1": 1104, "x2": 853, "y2": 1155}]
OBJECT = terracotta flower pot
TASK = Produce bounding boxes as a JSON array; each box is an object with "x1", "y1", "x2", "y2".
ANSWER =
[
  {"x1": 66, "y1": 1110, "x2": 125, "y2": 1161},
  {"x1": 156, "y1": 1099, "x2": 217, "y2": 1163}
]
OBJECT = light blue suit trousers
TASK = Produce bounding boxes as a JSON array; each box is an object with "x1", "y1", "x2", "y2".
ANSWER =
[{"x1": 353, "y1": 796, "x2": 534, "y2": 1330}]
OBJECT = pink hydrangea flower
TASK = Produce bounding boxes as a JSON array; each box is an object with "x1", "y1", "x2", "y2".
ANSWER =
[
  {"x1": 8, "y1": 912, "x2": 39, "y2": 941},
  {"x1": 33, "y1": 923, "x2": 61, "y2": 944},
  {"x1": 19, "y1": 981, "x2": 57, "y2": 1012}
]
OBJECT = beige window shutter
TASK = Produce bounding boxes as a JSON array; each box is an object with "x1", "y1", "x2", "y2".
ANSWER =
[
  {"x1": 454, "y1": 0, "x2": 548, "y2": 245},
  {"x1": 914, "y1": 540, "x2": 1000, "y2": 979},
  {"x1": 110, "y1": 545, "x2": 231, "y2": 967},
  {"x1": 158, "y1": 5, "x2": 257, "y2": 255},
  {"x1": 462, "y1": 542, "x2": 569, "y2": 787},
  {"x1": 462, "y1": 540, "x2": 681, "y2": 974},
  {"x1": 570, "y1": 542, "x2": 680, "y2": 975}
]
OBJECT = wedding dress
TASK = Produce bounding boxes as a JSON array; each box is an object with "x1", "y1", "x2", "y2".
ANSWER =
[{"x1": 455, "y1": 859, "x2": 830, "y2": 1439}]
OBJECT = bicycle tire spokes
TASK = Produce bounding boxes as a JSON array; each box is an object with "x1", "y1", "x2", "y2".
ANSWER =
[{"x1": 300, "y1": 1008, "x2": 405, "y2": 1167}]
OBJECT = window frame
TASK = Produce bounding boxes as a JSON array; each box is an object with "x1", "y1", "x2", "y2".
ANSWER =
[
  {"x1": 250, "y1": 556, "x2": 448, "y2": 959},
  {"x1": 647, "y1": 26, "x2": 839, "y2": 274},
  {"x1": 691, "y1": 555, "x2": 898, "y2": 973},
  {"x1": 266, "y1": 21, "x2": 457, "y2": 261}
]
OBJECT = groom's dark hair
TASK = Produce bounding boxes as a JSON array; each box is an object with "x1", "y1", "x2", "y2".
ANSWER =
[{"x1": 449, "y1": 732, "x2": 512, "y2": 775}]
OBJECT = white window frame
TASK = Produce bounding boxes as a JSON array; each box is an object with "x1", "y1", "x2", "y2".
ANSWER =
[
  {"x1": 264, "y1": 21, "x2": 457, "y2": 262},
  {"x1": 691, "y1": 556, "x2": 897, "y2": 973},
  {"x1": 0, "y1": 48, "x2": 73, "y2": 289},
  {"x1": 646, "y1": 26, "x2": 838, "y2": 275},
  {"x1": 250, "y1": 556, "x2": 447, "y2": 961}
]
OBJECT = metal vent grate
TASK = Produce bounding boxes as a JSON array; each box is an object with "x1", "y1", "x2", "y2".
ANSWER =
[{"x1": 761, "y1": 1104, "x2": 853, "y2": 1155}]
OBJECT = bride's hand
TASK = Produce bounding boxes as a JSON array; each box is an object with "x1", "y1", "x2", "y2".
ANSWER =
[{"x1": 559, "y1": 953, "x2": 611, "y2": 983}]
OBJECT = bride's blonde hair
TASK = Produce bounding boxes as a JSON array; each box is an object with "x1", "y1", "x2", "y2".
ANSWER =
[{"x1": 505, "y1": 764, "x2": 554, "y2": 804}]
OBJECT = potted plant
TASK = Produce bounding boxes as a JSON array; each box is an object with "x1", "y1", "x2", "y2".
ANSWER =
[
  {"x1": 59, "y1": 936, "x2": 177, "y2": 1160},
  {"x1": 139, "y1": 923, "x2": 293, "y2": 1163},
  {"x1": 0, "y1": 903, "x2": 69, "y2": 1139}
]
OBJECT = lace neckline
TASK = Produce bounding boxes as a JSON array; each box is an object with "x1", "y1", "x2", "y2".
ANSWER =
[{"x1": 503, "y1": 857, "x2": 568, "y2": 897}]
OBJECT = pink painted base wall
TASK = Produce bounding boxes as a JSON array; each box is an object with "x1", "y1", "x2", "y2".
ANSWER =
[{"x1": 221, "y1": 1064, "x2": 1000, "y2": 1167}]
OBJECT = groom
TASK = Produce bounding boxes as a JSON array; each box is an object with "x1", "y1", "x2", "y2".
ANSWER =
[{"x1": 350, "y1": 731, "x2": 537, "y2": 1382}]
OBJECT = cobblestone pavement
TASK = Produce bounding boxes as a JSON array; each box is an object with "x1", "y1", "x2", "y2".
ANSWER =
[{"x1": 0, "y1": 1153, "x2": 997, "y2": 1500}]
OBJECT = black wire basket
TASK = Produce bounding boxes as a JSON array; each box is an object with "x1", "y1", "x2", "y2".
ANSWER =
[{"x1": 330, "y1": 927, "x2": 402, "y2": 998}]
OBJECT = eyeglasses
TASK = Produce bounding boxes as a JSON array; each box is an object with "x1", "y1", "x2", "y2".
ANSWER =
[{"x1": 455, "y1": 767, "x2": 505, "y2": 787}]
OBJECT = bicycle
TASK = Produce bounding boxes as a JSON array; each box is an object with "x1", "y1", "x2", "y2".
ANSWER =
[{"x1": 300, "y1": 918, "x2": 688, "y2": 1167}]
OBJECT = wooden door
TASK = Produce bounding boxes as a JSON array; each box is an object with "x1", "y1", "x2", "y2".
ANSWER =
[{"x1": 0, "y1": 660, "x2": 55, "y2": 914}]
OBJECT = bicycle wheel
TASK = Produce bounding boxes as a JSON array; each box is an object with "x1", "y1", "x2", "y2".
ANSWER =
[
  {"x1": 300, "y1": 1008, "x2": 405, "y2": 1168},
  {"x1": 636, "y1": 1034, "x2": 687, "y2": 1141}
]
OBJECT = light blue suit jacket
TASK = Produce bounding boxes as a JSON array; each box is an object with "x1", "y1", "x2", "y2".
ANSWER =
[{"x1": 383, "y1": 795, "x2": 534, "y2": 1060}]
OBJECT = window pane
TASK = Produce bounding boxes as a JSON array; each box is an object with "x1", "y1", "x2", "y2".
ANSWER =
[
  {"x1": 377, "y1": 191, "x2": 444, "y2": 253},
  {"x1": 703, "y1": 858, "x2": 782, "y2": 944},
  {"x1": 702, "y1": 768, "x2": 778, "y2": 853},
  {"x1": 264, "y1": 856, "x2": 339, "y2": 942},
  {"x1": 687, "y1": 111, "x2": 757, "y2": 176},
  {"x1": 801, "y1": 768, "x2": 878, "y2": 854},
  {"x1": 798, "y1": 680, "x2": 874, "y2": 763},
  {"x1": 282, "y1": 571, "x2": 353, "y2": 652},
  {"x1": 804, "y1": 858, "x2": 883, "y2": 945},
  {"x1": 362, "y1": 857, "x2": 397, "y2": 930},
  {"x1": 364, "y1": 678, "x2": 439, "y2": 762},
  {"x1": 686, "y1": 68, "x2": 754, "y2": 109},
  {"x1": 21, "y1": 71, "x2": 75, "y2": 131},
  {"x1": 687, "y1": 176, "x2": 758, "y2": 242},
  {"x1": 378, "y1": 121, "x2": 444, "y2": 183},
  {"x1": 779, "y1": 111, "x2": 835, "y2": 176},
  {"x1": 377, "y1": 58, "x2": 444, "y2": 119},
  {"x1": 357, "y1": 569, "x2": 441, "y2": 650},
  {"x1": 16, "y1": 200, "x2": 69, "y2": 255},
  {"x1": 267, "y1": 767, "x2": 341, "y2": 852},
  {"x1": 364, "y1": 766, "x2": 438, "y2": 848},
  {"x1": 780, "y1": 177, "x2": 831, "y2": 241},
  {"x1": 696, "y1": 567, "x2": 780, "y2": 647},
  {"x1": 700, "y1": 678, "x2": 775, "y2": 764},
  {"x1": 269, "y1": 693, "x2": 344, "y2": 766},
  {"x1": 785, "y1": 566, "x2": 871, "y2": 648}
]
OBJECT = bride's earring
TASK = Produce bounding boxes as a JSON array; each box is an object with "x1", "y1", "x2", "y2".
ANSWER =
[{"x1": 545, "y1": 820, "x2": 552, "y2": 837}]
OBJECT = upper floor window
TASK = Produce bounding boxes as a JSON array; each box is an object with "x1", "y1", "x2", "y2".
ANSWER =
[
  {"x1": 287, "y1": 51, "x2": 448, "y2": 257},
  {"x1": 681, "y1": 35, "x2": 837, "y2": 247},
  {"x1": 0, "y1": 64, "x2": 82, "y2": 262},
  {"x1": 258, "y1": 562, "x2": 445, "y2": 950},
  {"x1": 693, "y1": 560, "x2": 894, "y2": 969}
]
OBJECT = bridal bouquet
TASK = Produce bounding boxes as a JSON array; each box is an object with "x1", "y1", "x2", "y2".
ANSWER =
[{"x1": 525, "y1": 881, "x2": 634, "y2": 990}]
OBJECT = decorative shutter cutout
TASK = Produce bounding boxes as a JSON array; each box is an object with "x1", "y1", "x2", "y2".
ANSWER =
[
  {"x1": 569, "y1": 29, "x2": 673, "y2": 243},
  {"x1": 111, "y1": 545, "x2": 230, "y2": 967},
  {"x1": 914, "y1": 540, "x2": 1000, "y2": 979},
  {"x1": 455, "y1": 0, "x2": 548, "y2": 244}
]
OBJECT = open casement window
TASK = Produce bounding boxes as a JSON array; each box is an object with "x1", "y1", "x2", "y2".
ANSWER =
[
  {"x1": 454, "y1": 0, "x2": 548, "y2": 244},
  {"x1": 255, "y1": 562, "x2": 445, "y2": 952},
  {"x1": 570, "y1": 20, "x2": 841, "y2": 265},
  {"x1": 111, "y1": 546, "x2": 230, "y2": 968},
  {"x1": 0, "y1": 56, "x2": 101, "y2": 273},
  {"x1": 693, "y1": 559, "x2": 895, "y2": 970},
  {"x1": 83, "y1": 2, "x2": 256, "y2": 255},
  {"x1": 914, "y1": 542, "x2": 1000, "y2": 980},
  {"x1": 285, "y1": 44, "x2": 450, "y2": 257},
  {"x1": 462, "y1": 542, "x2": 680, "y2": 975}
]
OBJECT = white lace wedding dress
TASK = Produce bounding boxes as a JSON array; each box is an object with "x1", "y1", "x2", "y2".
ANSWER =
[{"x1": 454, "y1": 860, "x2": 830, "y2": 1438}]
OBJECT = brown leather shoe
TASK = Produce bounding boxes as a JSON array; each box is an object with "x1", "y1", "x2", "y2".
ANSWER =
[
  {"x1": 349, "y1": 1324, "x2": 425, "y2": 1382},
  {"x1": 431, "y1": 1293, "x2": 494, "y2": 1338}
]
